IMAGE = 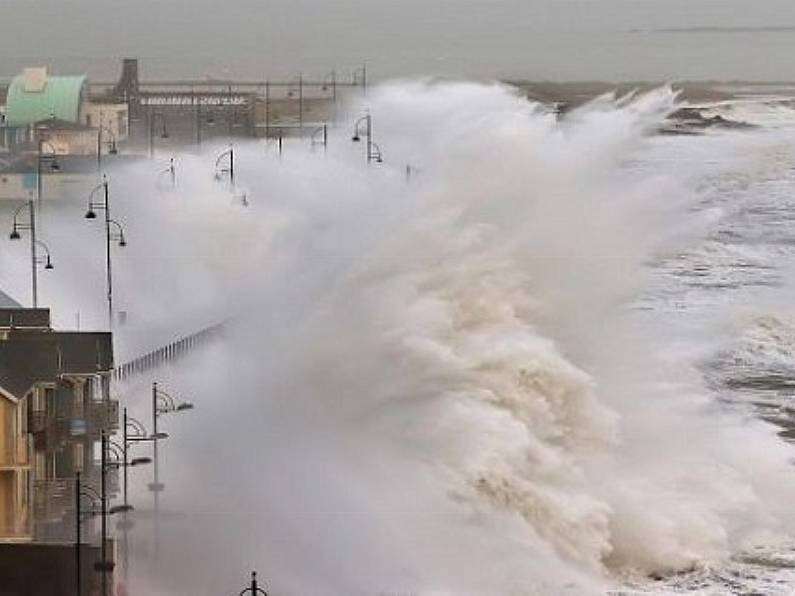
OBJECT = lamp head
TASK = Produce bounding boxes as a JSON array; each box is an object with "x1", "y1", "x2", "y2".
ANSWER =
[
  {"x1": 352, "y1": 135, "x2": 360, "y2": 142},
  {"x1": 118, "y1": 238, "x2": 127, "y2": 247},
  {"x1": 85, "y1": 209, "x2": 96, "y2": 219},
  {"x1": 49, "y1": 160, "x2": 61, "y2": 172},
  {"x1": 44, "y1": 256, "x2": 53, "y2": 270},
  {"x1": 109, "y1": 504, "x2": 133, "y2": 515},
  {"x1": 131, "y1": 457, "x2": 152, "y2": 466},
  {"x1": 176, "y1": 402, "x2": 194, "y2": 411},
  {"x1": 161, "y1": 130, "x2": 169, "y2": 139},
  {"x1": 109, "y1": 144, "x2": 118, "y2": 155},
  {"x1": 9, "y1": 227, "x2": 20, "y2": 240}
]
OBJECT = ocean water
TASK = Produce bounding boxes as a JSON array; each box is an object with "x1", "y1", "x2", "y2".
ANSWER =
[{"x1": 2, "y1": 81, "x2": 795, "y2": 594}]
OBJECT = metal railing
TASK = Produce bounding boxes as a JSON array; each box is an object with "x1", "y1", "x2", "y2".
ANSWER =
[{"x1": 114, "y1": 321, "x2": 224, "y2": 380}]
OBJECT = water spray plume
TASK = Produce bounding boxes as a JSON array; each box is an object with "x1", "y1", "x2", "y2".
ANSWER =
[{"x1": 2, "y1": 81, "x2": 794, "y2": 595}]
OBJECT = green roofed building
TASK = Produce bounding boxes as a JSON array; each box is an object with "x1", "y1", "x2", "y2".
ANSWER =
[{"x1": 5, "y1": 68, "x2": 87, "y2": 128}]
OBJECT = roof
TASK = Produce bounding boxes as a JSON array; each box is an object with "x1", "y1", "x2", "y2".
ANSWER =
[
  {"x1": 0, "y1": 291, "x2": 22, "y2": 309},
  {"x1": 5, "y1": 70, "x2": 87, "y2": 127},
  {"x1": 0, "y1": 325, "x2": 113, "y2": 400},
  {"x1": 33, "y1": 118, "x2": 93, "y2": 132},
  {"x1": 0, "y1": 308, "x2": 47, "y2": 328}
]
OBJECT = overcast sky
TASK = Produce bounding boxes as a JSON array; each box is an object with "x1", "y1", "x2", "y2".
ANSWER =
[{"x1": 2, "y1": 0, "x2": 795, "y2": 81}]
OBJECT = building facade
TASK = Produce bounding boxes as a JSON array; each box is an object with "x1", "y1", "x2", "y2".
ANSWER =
[
  {"x1": 2, "y1": 67, "x2": 128, "y2": 155},
  {"x1": 0, "y1": 308, "x2": 117, "y2": 543}
]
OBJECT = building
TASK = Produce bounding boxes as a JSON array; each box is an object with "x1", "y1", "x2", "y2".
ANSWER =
[
  {"x1": 0, "y1": 307, "x2": 118, "y2": 539},
  {"x1": 3, "y1": 67, "x2": 128, "y2": 155},
  {"x1": 0, "y1": 307, "x2": 118, "y2": 594}
]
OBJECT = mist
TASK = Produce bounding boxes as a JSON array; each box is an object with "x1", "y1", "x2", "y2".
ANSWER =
[{"x1": 2, "y1": 81, "x2": 794, "y2": 594}]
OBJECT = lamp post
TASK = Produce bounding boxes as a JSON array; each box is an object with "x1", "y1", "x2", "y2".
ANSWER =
[
  {"x1": 267, "y1": 129, "x2": 283, "y2": 157},
  {"x1": 91, "y1": 432, "x2": 144, "y2": 596},
  {"x1": 85, "y1": 177, "x2": 127, "y2": 329},
  {"x1": 196, "y1": 97, "x2": 203, "y2": 147},
  {"x1": 36, "y1": 136, "x2": 61, "y2": 208},
  {"x1": 148, "y1": 112, "x2": 169, "y2": 158},
  {"x1": 9, "y1": 197, "x2": 55, "y2": 307},
  {"x1": 75, "y1": 471, "x2": 102, "y2": 596},
  {"x1": 287, "y1": 73, "x2": 304, "y2": 135},
  {"x1": 352, "y1": 64, "x2": 367, "y2": 94},
  {"x1": 150, "y1": 382, "x2": 193, "y2": 565},
  {"x1": 159, "y1": 157, "x2": 176, "y2": 189},
  {"x1": 322, "y1": 70, "x2": 337, "y2": 102},
  {"x1": 352, "y1": 114, "x2": 382, "y2": 164},
  {"x1": 96, "y1": 125, "x2": 118, "y2": 172},
  {"x1": 237, "y1": 571, "x2": 269, "y2": 595},
  {"x1": 264, "y1": 80, "x2": 271, "y2": 139},
  {"x1": 215, "y1": 145, "x2": 234, "y2": 186},
  {"x1": 310, "y1": 124, "x2": 328, "y2": 153},
  {"x1": 119, "y1": 408, "x2": 165, "y2": 582}
]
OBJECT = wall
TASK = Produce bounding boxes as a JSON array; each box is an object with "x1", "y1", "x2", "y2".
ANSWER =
[
  {"x1": 84, "y1": 103, "x2": 129, "y2": 142},
  {"x1": 0, "y1": 541, "x2": 109, "y2": 595},
  {"x1": 0, "y1": 171, "x2": 93, "y2": 201}
]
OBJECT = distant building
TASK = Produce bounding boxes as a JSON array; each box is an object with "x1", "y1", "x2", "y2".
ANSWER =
[{"x1": 3, "y1": 68, "x2": 128, "y2": 154}]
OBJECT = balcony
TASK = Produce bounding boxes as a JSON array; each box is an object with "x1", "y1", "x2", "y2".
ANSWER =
[
  {"x1": 0, "y1": 517, "x2": 33, "y2": 542},
  {"x1": 33, "y1": 479, "x2": 71, "y2": 526},
  {"x1": 0, "y1": 435, "x2": 31, "y2": 469},
  {"x1": 30, "y1": 399, "x2": 119, "y2": 450},
  {"x1": 87, "y1": 400, "x2": 119, "y2": 434}
]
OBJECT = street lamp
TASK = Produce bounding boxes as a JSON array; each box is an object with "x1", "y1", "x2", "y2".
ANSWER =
[
  {"x1": 352, "y1": 64, "x2": 367, "y2": 93},
  {"x1": 88, "y1": 432, "x2": 140, "y2": 596},
  {"x1": 237, "y1": 571, "x2": 269, "y2": 595},
  {"x1": 148, "y1": 111, "x2": 169, "y2": 158},
  {"x1": 370, "y1": 141, "x2": 383, "y2": 164},
  {"x1": 9, "y1": 197, "x2": 54, "y2": 307},
  {"x1": 96, "y1": 125, "x2": 118, "y2": 171},
  {"x1": 75, "y1": 471, "x2": 104, "y2": 596},
  {"x1": 118, "y1": 408, "x2": 164, "y2": 581},
  {"x1": 322, "y1": 70, "x2": 337, "y2": 102},
  {"x1": 150, "y1": 382, "x2": 193, "y2": 564},
  {"x1": 286, "y1": 73, "x2": 304, "y2": 134},
  {"x1": 267, "y1": 129, "x2": 283, "y2": 157},
  {"x1": 352, "y1": 114, "x2": 382, "y2": 164},
  {"x1": 85, "y1": 176, "x2": 127, "y2": 329},
  {"x1": 36, "y1": 136, "x2": 60, "y2": 208},
  {"x1": 158, "y1": 157, "x2": 176, "y2": 189},
  {"x1": 215, "y1": 145, "x2": 234, "y2": 186},
  {"x1": 310, "y1": 124, "x2": 328, "y2": 153}
]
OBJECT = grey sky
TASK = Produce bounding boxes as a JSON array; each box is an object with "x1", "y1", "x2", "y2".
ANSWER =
[{"x1": 2, "y1": 0, "x2": 795, "y2": 81}]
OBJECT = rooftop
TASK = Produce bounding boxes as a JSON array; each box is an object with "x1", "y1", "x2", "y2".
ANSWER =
[
  {"x1": 0, "y1": 308, "x2": 113, "y2": 400},
  {"x1": 5, "y1": 69, "x2": 87, "y2": 128}
]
